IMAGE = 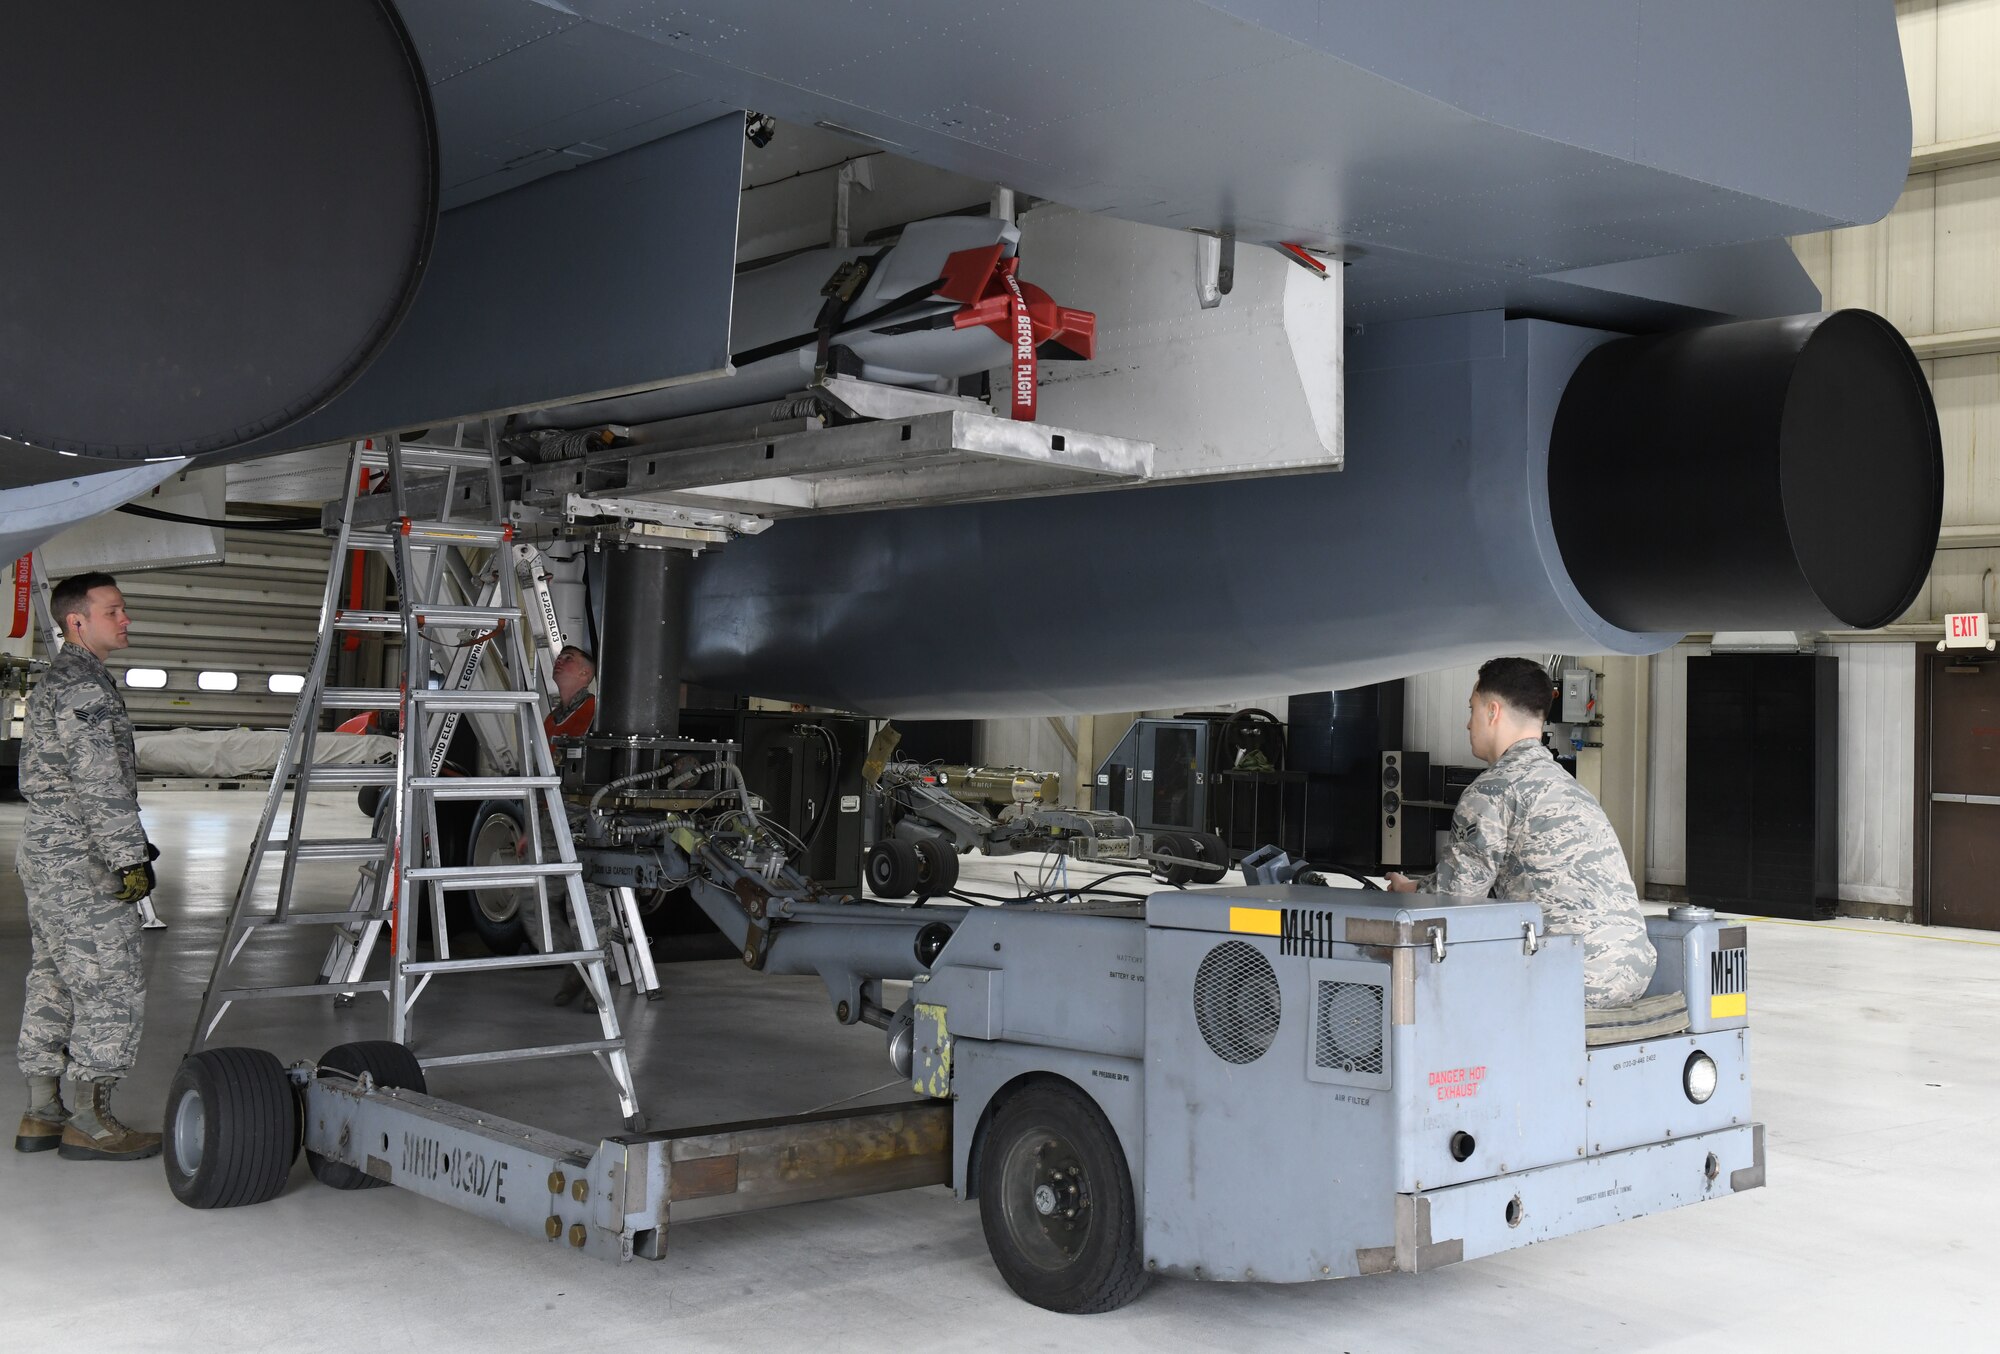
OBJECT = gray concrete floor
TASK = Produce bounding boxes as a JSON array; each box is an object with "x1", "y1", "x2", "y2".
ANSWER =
[{"x1": 1, "y1": 790, "x2": 1994, "y2": 1352}]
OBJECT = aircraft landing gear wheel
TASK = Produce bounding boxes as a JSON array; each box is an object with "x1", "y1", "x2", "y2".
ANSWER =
[
  {"x1": 308, "y1": 1041, "x2": 426, "y2": 1190},
  {"x1": 977, "y1": 1079, "x2": 1147, "y2": 1314},
  {"x1": 912, "y1": 836, "x2": 960, "y2": 898},
  {"x1": 467, "y1": 801, "x2": 529, "y2": 954},
  {"x1": 1183, "y1": 830, "x2": 1232, "y2": 885},
  {"x1": 164, "y1": 1047, "x2": 300, "y2": 1210},
  {"x1": 867, "y1": 839, "x2": 921, "y2": 899}
]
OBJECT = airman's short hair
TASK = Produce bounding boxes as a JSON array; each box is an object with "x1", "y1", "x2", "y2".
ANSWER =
[
  {"x1": 49, "y1": 571, "x2": 119, "y2": 636},
  {"x1": 1475, "y1": 657, "x2": 1554, "y2": 721}
]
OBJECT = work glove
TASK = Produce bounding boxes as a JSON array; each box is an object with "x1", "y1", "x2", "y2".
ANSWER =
[{"x1": 113, "y1": 859, "x2": 157, "y2": 905}]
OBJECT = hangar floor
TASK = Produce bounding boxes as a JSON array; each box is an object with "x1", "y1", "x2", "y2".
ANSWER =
[{"x1": 1, "y1": 790, "x2": 1993, "y2": 1352}]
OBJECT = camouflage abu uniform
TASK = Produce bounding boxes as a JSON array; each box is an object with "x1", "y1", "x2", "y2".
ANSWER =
[
  {"x1": 15, "y1": 644, "x2": 151, "y2": 1082},
  {"x1": 1412, "y1": 738, "x2": 1655, "y2": 1008}
]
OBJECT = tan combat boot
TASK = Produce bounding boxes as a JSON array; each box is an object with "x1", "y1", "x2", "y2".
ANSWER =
[
  {"x1": 14, "y1": 1076, "x2": 66, "y2": 1153},
  {"x1": 57, "y1": 1078, "x2": 162, "y2": 1162}
]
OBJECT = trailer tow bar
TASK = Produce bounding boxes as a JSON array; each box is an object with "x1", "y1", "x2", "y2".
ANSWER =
[{"x1": 303, "y1": 1071, "x2": 950, "y2": 1259}]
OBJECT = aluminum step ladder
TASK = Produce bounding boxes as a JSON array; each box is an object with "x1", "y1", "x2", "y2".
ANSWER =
[
  {"x1": 311, "y1": 519, "x2": 658, "y2": 1008},
  {"x1": 188, "y1": 431, "x2": 648, "y2": 1125}
]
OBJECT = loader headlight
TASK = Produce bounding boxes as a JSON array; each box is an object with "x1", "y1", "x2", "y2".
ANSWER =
[{"x1": 1683, "y1": 1050, "x2": 1718, "y2": 1104}]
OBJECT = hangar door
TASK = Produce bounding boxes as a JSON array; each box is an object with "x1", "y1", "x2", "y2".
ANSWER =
[
  {"x1": 1926, "y1": 653, "x2": 2000, "y2": 931},
  {"x1": 35, "y1": 528, "x2": 330, "y2": 731}
]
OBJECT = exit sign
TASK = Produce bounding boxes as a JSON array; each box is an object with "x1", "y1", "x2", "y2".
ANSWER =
[{"x1": 1941, "y1": 612, "x2": 1993, "y2": 651}]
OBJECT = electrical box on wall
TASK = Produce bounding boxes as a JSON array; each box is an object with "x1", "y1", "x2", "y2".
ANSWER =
[
  {"x1": 1550, "y1": 665, "x2": 1603, "y2": 758},
  {"x1": 1559, "y1": 668, "x2": 1597, "y2": 725}
]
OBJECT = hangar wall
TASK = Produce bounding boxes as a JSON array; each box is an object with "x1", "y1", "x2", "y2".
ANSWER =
[{"x1": 20, "y1": 528, "x2": 329, "y2": 731}]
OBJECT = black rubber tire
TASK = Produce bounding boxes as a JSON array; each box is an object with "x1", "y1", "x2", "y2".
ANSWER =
[
  {"x1": 308, "y1": 1041, "x2": 426, "y2": 1190},
  {"x1": 867, "y1": 839, "x2": 921, "y2": 899},
  {"x1": 163, "y1": 1048, "x2": 300, "y2": 1209},
  {"x1": 1150, "y1": 832, "x2": 1199, "y2": 887},
  {"x1": 466, "y1": 800, "x2": 529, "y2": 955},
  {"x1": 1184, "y1": 830, "x2": 1232, "y2": 886},
  {"x1": 976, "y1": 1079, "x2": 1147, "y2": 1314},
  {"x1": 912, "y1": 835, "x2": 960, "y2": 898}
]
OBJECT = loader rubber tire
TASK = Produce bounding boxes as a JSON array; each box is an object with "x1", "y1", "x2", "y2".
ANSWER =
[
  {"x1": 976, "y1": 1078, "x2": 1147, "y2": 1314},
  {"x1": 307, "y1": 1041, "x2": 426, "y2": 1190},
  {"x1": 1183, "y1": 830, "x2": 1232, "y2": 885},
  {"x1": 867, "y1": 839, "x2": 921, "y2": 899},
  {"x1": 163, "y1": 1048, "x2": 299, "y2": 1210},
  {"x1": 912, "y1": 835, "x2": 960, "y2": 898}
]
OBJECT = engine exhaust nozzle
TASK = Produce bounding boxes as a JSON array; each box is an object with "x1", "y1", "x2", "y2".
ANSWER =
[{"x1": 1549, "y1": 309, "x2": 1942, "y2": 634}]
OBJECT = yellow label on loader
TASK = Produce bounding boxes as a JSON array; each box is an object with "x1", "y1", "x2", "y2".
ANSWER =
[{"x1": 1228, "y1": 907, "x2": 1281, "y2": 936}]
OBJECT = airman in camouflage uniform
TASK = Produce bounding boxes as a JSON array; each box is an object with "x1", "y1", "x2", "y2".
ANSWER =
[
  {"x1": 1390, "y1": 658, "x2": 1656, "y2": 1009},
  {"x1": 13, "y1": 572, "x2": 162, "y2": 1160}
]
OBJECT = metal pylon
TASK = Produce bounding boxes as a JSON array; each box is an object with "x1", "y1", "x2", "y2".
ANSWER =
[{"x1": 188, "y1": 430, "x2": 643, "y2": 1125}]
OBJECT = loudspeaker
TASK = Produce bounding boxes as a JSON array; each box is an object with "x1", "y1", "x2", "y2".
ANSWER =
[
  {"x1": 1379, "y1": 750, "x2": 1432, "y2": 870},
  {"x1": 1288, "y1": 682, "x2": 1404, "y2": 868}
]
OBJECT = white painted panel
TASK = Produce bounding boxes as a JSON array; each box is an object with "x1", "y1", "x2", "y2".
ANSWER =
[
  {"x1": 1646, "y1": 646, "x2": 1696, "y2": 889},
  {"x1": 1933, "y1": 161, "x2": 2000, "y2": 332},
  {"x1": 1899, "y1": 0, "x2": 1938, "y2": 148},
  {"x1": 1885, "y1": 174, "x2": 1937, "y2": 336},
  {"x1": 1930, "y1": 353, "x2": 2000, "y2": 526},
  {"x1": 37, "y1": 466, "x2": 225, "y2": 574},
  {"x1": 1014, "y1": 204, "x2": 1343, "y2": 480},
  {"x1": 1935, "y1": 0, "x2": 2000, "y2": 142},
  {"x1": 1825, "y1": 642, "x2": 1916, "y2": 907}
]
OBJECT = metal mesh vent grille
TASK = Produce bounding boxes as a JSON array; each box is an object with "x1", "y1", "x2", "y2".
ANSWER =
[
  {"x1": 1193, "y1": 940, "x2": 1281, "y2": 1064},
  {"x1": 1315, "y1": 981, "x2": 1385, "y2": 1074}
]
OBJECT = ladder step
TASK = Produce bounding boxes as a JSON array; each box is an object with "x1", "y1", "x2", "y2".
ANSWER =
[
  {"x1": 332, "y1": 610, "x2": 403, "y2": 633},
  {"x1": 359, "y1": 445, "x2": 495, "y2": 471},
  {"x1": 261, "y1": 838, "x2": 389, "y2": 861},
  {"x1": 410, "y1": 775, "x2": 563, "y2": 800},
  {"x1": 346, "y1": 531, "x2": 445, "y2": 553},
  {"x1": 405, "y1": 862, "x2": 581, "y2": 888},
  {"x1": 217, "y1": 981, "x2": 392, "y2": 1002},
  {"x1": 305, "y1": 764, "x2": 399, "y2": 787},
  {"x1": 419, "y1": 1039, "x2": 624, "y2": 1070},
  {"x1": 412, "y1": 603, "x2": 518, "y2": 627},
  {"x1": 335, "y1": 605, "x2": 515, "y2": 632},
  {"x1": 402, "y1": 948, "x2": 603, "y2": 976},
  {"x1": 234, "y1": 910, "x2": 391, "y2": 930},
  {"x1": 321, "y1": 687, "x2": 401, "y2": 710},
  {"x1": 403, "y1": 521, "x2": 511, "y2": 546},
  {"x1": 409, "y1": 689, "x2": 542, "y2": 713}
]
